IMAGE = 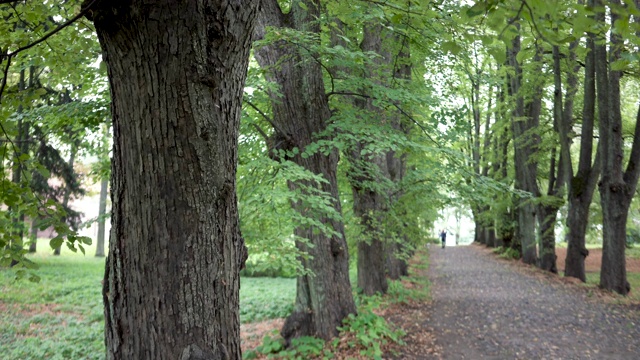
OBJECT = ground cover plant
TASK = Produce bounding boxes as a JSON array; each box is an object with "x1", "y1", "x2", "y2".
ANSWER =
[
  {"x1": 0, "y1": 239, "x2": 296, "y2": 360},
  {"x1": 240, "y1": 277, "x2": 295, "y2": 323},
  {"x1": 245, "y1": 249, "x2": 432, "y2": 359},
  {"x1": 0, "y1": 241, "x2": 104, "y2": 360}
]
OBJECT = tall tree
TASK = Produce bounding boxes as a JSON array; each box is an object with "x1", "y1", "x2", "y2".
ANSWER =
[
  {"x1": 88, "y1": 1, "x2": 259, "y2": 358},
  {"x1": 1, "y1": 0, "x2": 105, "y2": 271},
  {"x1": 348, "y1": 21, "x2": 391, "y2": 296},
  {"x1": 385, "y1": 37, "x2": 413, "y2": 280},
  {"x1": 253, "y1": 0, "x2": 357, "y2": 342},
  {"x1": 594, "y1": 0, "x2": 640, "y2": 295},
  {"x1": 563, "y1": 0, "x2": 601, "y2": 281},
  {"x1": 507, "y1": 29, "x2": 542, "y2": 264}
]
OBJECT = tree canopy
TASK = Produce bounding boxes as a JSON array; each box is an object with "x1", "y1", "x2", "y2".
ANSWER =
[{"x1": 3, "y1": 0, "x2": 640, "y2": 357}]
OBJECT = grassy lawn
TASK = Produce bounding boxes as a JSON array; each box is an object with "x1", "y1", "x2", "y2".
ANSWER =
[
  {"x1": 0, "y1": 239, "x2": 295, "y2": 360},
  {"x1": 585, "y1": 272, "x2": 640, "y2": 303}
]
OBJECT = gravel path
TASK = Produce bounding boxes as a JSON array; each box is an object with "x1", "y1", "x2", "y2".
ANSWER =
[{"x1": 421, "y1": 244, "x2": 640, "y2": 359}]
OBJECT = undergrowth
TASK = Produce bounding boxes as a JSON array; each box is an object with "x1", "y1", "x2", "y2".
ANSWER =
[
  {"x1": 1, "y1": 240, "x2": 296, "y2": 360},
  {"x1": 240, "y1": 277, "x2": 295, "y2": 323},
  {"x1": 248, "y1": 249, "x2": 430, "y2": 359},
  {"x1": 493, "y1": 246, "x2": 520, "y2": 260}
]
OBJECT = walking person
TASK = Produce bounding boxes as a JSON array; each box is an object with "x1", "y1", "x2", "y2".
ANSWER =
[{"x1": 440, "y1": 229, "x2": 447, "y2": 249}]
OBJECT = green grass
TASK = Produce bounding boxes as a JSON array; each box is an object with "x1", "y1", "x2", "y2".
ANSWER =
[
  {"x1": 1, "y1": 239, "x2": 296, "y2": 360},
  {"x1": 0, "y1": 244, "x2": 105, "y2": 360},
  {"x1": 240, "y1": 277, "x2": 295, "y2": 323},
  {"x1": 555, "y1": 242, "x2": 605, "y2": 249},
  {"x1": 627, "y1": 246, "x2": 640, "y2": 259},
  {"x1": 585, "y1": 272, "x2": 640, "y2": 302}
]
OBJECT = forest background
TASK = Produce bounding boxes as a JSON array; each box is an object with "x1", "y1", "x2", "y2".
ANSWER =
[{"x1": 2, "y1": 0, "x2": 640, "y2": 359}]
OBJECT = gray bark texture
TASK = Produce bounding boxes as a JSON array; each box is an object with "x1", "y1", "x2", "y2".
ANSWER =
[
  {"x1": 253, "y1": 0, "x2": 356, "y2": 342},
  {"x1": 385, "y1": 37, "x2": 412, "y2": 279},
  {"x1": 87, "y1": 1, "x2": 259, "y2": 358},
  {"x1": 594, "y1": 0, "x2": 639, "y2": 295},
  {"x1": 565, "y1": 19, "x2": 600, "y2": 282},
  {"x1": 350, "y1": 22, "x2": 390, "y2": 296},
  {"x1": 507, "y1": 33, "x2": 541, "y2": 265}
]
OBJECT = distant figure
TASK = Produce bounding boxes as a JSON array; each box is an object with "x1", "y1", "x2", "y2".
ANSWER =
[{"x1": 440, "y1": 229, "x2": 447, "y2": 249}]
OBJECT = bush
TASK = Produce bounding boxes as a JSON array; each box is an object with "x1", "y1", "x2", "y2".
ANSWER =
[
  {"x1": 240, "y1": 252, "x2": 298, "y2": 278},
  {"x1": 493, "y1": 246, "x2": 520, "y2": 260},
  {"x1": 336, "y1": 296, "x2": 405, "y2": 359},
  {"x1": 253, "y1": 332, "x2": 333, "y2": 359}
]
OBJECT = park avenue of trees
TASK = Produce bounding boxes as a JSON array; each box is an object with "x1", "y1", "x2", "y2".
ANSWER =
[{"x1": 2, "y1": 0, "x2": 640, "y2": 358}]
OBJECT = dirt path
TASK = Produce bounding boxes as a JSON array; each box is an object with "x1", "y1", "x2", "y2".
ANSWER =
[{"x1": 394, "y1": 244, "x2": 640, "y2": 359}]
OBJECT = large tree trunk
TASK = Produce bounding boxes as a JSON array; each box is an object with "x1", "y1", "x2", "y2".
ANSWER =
[
  {"x1": 349, "y1": 22, "x2": 390, "y2": 296},
  {"x1": 254, "y1": 0, "x2": 356, "y2": 343},
  {"x1": 508, "y1": 33, "x2": 541, "y2": 264},
  {"x1": 486, "y1": 227, "x2": 497, "y2": 248},
  {"x1": 491, "y1": 101, "x2": 510, "y2": 249},
  {"x1": 594, "y1": 0, "x2": 640, "y2": 295},
  {"x1": 352, "y1": 153, "x2": 389, "y2": 295},
  {"x1": 472, "y1": 208, "x2": 487, "y2": 245},
  {"x1": 89, "y1": 1, "x2": 258, "y2": 358},
  {"x1": 384, "y1": 41, "x2": 412, "y2": 279},
  {"x1": 95, "y1": 177, "x2": 108, "y2": 257},
  {"x1": 386, "y1": 241, "x2": 408, "y2": 280},
  {"x1": 564, "y1": 18, "x2": 600, "y2": 281},
  {"x1": 537, "y1": 204, "x2": 558, "y2": 273}
]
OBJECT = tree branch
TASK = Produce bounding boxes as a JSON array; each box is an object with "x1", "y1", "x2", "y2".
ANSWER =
[
  {"x1": 5, "y1": 0, "x2": 98, "y2": 58},
  {"x1": 327, "y1": 91, "x2": 438, "y2": 145},
  {"x1": 499, "y1": 2, "x2": 525, "y2": 39},
  {"x1": 244, "y1": 99, "x2": 294, "y2": 144}
]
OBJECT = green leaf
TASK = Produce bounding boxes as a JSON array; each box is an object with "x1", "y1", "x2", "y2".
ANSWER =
[
  {"x1": 441, "y1": 41, "x2": 462, "y2": 55},
  {"x1": 50, "y1": 236, "x2": 64, "y2": 250},
  {"x1": 611, "y1": 58, "x2": 629, "y2": 71}
]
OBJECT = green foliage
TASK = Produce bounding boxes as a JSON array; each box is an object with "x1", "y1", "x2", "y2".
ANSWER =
[
  {"x1": 238, "y1": 156, "x2": 346, "y2": 277},
  {"x1": 0, "y1": 247, "x2": 105, "y2": 360},
  {"x1": 336, "y1": 294, "x2": 405, "y2": 360},
  {"x1": 493, "y1": 246, "x2": 521, "y2": 260},
  {"x1": 0, "y1": 0, "x2": 109, "y2": 270},
  {"x1": 239, "y1": 277, "x2": 295, "y2": 323},
  {"x1": 627, "y1": 246, "x2": 640, "y2": 259},
  {"x1": 255, "y1": 332, "x2": 332, "y2": 360},
  {"x1": 1, "y1": 245, "x2": 298, "y2": 360},
  {"x1": 386, "y1": 253, "x2": 431, "y2": 305}
]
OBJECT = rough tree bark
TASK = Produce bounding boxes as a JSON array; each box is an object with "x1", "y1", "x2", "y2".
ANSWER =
[
  {"x1": 507, "y1": 32, "x2": 541, "y2": 264},
  {"x1": 385, "y1": 43, "x2": 412, "y2": 280},
  {"x1": 349, "y1": 22, "x2": 391, "y2": 296},
  {"x1": 253, "y1": 0, "x2": 356, "y2": 342},
  {"x1": 564, "y1": 10, "x2": 600, "y2": 281},
  {"x1": 87, "y1": 1, "x2": 259, "y2": 358},
  {"x1": 537, "y1": 40, "x2": 581, "y2": 274},
  {"x1": 492, "y1": 83, "x2": 511, "y2": 249},
  {"x1": 594, "y1": 0, "x2": 640, "y2": 295}
]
